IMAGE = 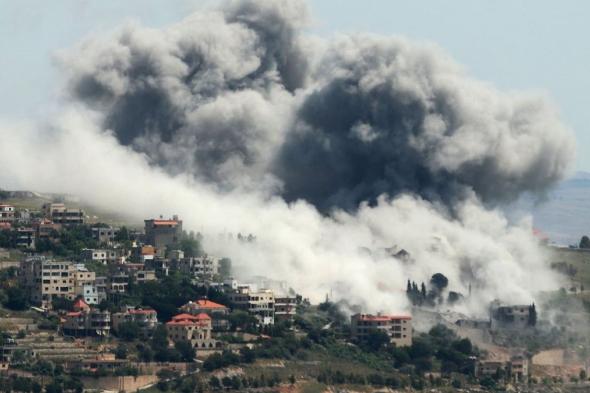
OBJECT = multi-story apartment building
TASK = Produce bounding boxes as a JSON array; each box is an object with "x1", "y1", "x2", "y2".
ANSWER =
[
  {"x1": 73, "y1": 264, "x2": 97, "y2": 304},
  {"x1": 274, "y1": 296, "x2": 297, "y2": 322},
  {"x1": 21, "y1": 257, "x2": 77, "y2": 307},
  {"x1": 0, "y1": 204, "x2": 15, "y2": 223},
  {"x1": 62, "y1": 298, "x2": 110, "y2": 337},
  {"x1": 172, "y1": 256, "x2": 219, "y2": 280},
  {"x1": 109, "y1": 272, "x2": 129, "y2": 294},
  {"x1": 42, "y1": 203, "x2": 84, "y2": 225},
  {"x1": 179, "y1": 299, "x2": 230, "y2": 331},
  {"x1": 166, "y1": 313, "x2": 217, "y2": 349},
  {"x1": 95, "y1": 276, "x2": 108, "y2": 303},
  {"x1": 144, "y1": 216, "x2": 182, "y2": 257},
  {"x1": 15, "y1": 227, "x2": 35, "y2": 249},
  {"x1": 91, "y1": 226, "x2": 119, "y2": 245},
  {"x1": 228, "y1": 287, "x2": 275, "y2": 325},
  {"x1": 350, "y1": 313, "x2": 412, "y2": 347},
  {"x1": 112, "y1": 306, "x2": 158, "y2": 333}
]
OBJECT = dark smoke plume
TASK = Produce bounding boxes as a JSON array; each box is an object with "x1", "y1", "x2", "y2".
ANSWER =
[{"x1": 62, "y1": 0, "x2": 573, "y2": 211}]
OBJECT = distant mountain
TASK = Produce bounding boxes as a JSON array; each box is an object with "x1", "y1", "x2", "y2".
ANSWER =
[{"x1": 530, "y1": 171, "x2": 590, "y2": 245}]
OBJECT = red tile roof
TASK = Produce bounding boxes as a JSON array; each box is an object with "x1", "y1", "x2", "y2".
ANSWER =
[
  {"x1": 189, "y1": 299, "x2": 227, "y2": 309},
  {"x1": 129, "y1": 309, "x2": 156, "y2": 315},
  {"x1": 171, "y1": 313, "x2": 198, "y2": 321},
  {"x1": 152, "y1": 220, "x2": 179, "y2": 226},
  {"x1": 73, "y1": 298, "x2": 90, "y2": 311}
]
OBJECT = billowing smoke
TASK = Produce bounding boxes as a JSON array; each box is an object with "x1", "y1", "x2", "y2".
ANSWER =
[{"x1": 0, "y1": 0, "x2": 576, "y2": 317}]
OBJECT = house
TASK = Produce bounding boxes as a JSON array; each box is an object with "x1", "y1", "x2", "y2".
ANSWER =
[
  {"x1": 95, "y1": 276, "x2": 108, "y2": 303},
  {"x1": 350, "y1": 313, "x2": 413, "y2": 347},
  {"x1": 0, "y1": 204, "x2": 15, "y2": 223},
  {"x1": 109, "y1": 271, "x2": 129, "y2": 294},
  {"x1": 144, "y1": 216, "x2": 182, "y2": 257},
  {"x1": 476, "y1": 360, "x2": 505, "y2": 378},
  {"x1": 509, "y1": 355, "x2": 529, "y2": 383},
  {"x1": 80, "y1": 249, "x2": 117, "y2": 264},
  {"x1": 91, "y1": 226, "x2": 119, "y2": 245},
  {"x1": 42, "y1": 203, "x2": 84, "y2": 225},
  {"x1": 73, "y1": 264, "x2": 97, "y2": 304},
  {"x1": 34, "y1": 219, "x2": 61, "y2": 240},
  {"x1": 139, "y1": 245, "x2": 156, "y2": 263},
  {"x1": 490, "y1": 301, "x2": 536, "y2": 330},
  {"x1": 166, "y1": 313, "x2": 218, "y2": 349},
  {"x1": 62, "y1": 298, "x2": 111, "y2": 337},
  {"x1": 112, "y1": 306, "x2": 158, "y2": 333},
  {"x1": 179, "y1": 299, "x2": 230, "y2": 331},
  {"x1": 15, "y1": 227, "x2": 35, "y2": 249},
  {"x1": 172, "y1": 255, "x2": 220, "y2": 280},
  {"x1": 228, "y1": 287, "x2": 275, "y2": 325}
]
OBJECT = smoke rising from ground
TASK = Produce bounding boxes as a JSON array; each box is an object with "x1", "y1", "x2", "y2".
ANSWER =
[{"x1": 0, "y1": 0, "x2": 576, "y2": 316}]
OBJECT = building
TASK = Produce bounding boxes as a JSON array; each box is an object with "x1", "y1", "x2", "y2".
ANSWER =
[
  {"x1": 42, "y1": 203, "x2": 84, "y2": 225},
  {"x1": 476, "y1": 360, "x2": 505, "y2": 378},
  {"x1": 21, "y1": 258, "x2": 77, "y2": 307},
  {"x1": 0, "y1": 204, "x2": 15, "y2": 223},
  {"x1": 509, "y1": 355, "x2": 529, "y2": 383},
  {"x1": 144, "y1": 216, "x2": 182, "y2": 257},
  {"x1": 73, "y1": 264, "x2": 97, "y2": 304},
  {"x1": 228, "y1": 287, "x2": 275, "y2": 325},
  {"x1": 112, "y1": 306, "x2": 158, "y2": 333},
  {"x1": 15, "y1": 227, "x2": 35, "y2": 249},
  {"x1": 62, "y1": 298, "x2": 110, "y2": 337},
  {"x1": 172, "y1": 256, "x2": 219, "y2": 280},
  {"x1": 34, "y1": 219, "x2": 61, "y2": 240},
  {"x1": 81, "y1": 283, "x2": 99, "y2": 305},
  {"x1": 95, "y1": 276, "x2": 108, "y2": 303},
  {"x1": 166, "y1": 313, "x2": 217, "y2": 349},
  {"x1": 135, "y1": 269, "x2": 156, "y2": 283},
  {"x1": 109, "y1": 271, "x2": 129, "y2": 294},
  {"x1": 91, "y1": 226, "x2": 119, "y2": 245},
  {"x1": 137, "y1": 245, "x2": 156, "y2": 263},
  {"x1": 274, "y1": 296, "x2": 297, "y2": 322},
  {"x1": 490, "y1": 301, "x2": 536, "y2": 330},
  {"x1": 180, "y1": 299, "x2": 230, "y2": 331},
  {"x1": 351, "y1": 313, "x2": 413, "y2": 347},
  {"x1": 80, "y1": 249, "x2": 117, "y2": 265}
]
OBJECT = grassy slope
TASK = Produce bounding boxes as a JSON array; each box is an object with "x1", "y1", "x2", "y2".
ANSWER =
[{"x1": 547, "y1": 247, "x2": 590, "y2": 287}]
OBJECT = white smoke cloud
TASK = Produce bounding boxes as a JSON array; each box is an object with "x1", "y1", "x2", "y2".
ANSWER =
[{"x1": 0, "y1": 0, "x2": 575, "y2": 318}]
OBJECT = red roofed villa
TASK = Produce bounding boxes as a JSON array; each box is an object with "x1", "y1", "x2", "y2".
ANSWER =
[
  {"x1": 166, "y1": 313, "x2": 219, "y2": 350},
  {"x1": 179, "y1": 299, "x2": 230, "y2": 331}
]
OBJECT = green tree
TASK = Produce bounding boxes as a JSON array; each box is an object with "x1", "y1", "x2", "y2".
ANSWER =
[
  {"x1": 209, "y1": 376, "x2": 221, "y2": 390},
  {"x1": 174, "y1": 340, "x2": 195, "y2": 362},
  {"x1": 116, "y1": 321, "x2": 140, "y2": 341},
  {"x1": 363, "y1": 330, "x2": 390, "y2": 352},
  {"x1": 4, "y1": 286, "x2": 28, "y2": 310},
  {"x1": 115, "y1": 343, "x2": 128, "y2": 359},
  {"x1": 580, "y1": 235, "x2": 590, "y2": 249},
  {"x1": 430, "y1": 273, "x2": 449, "y2": 292}
]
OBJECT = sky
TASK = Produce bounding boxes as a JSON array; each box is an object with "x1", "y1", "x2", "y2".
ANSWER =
[{"x1": 1, "y1": 0, "x2": 588, "y2": 170}]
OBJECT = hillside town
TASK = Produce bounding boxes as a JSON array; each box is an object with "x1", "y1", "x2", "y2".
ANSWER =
[{"x1": 0, "y1": 197, "x2": 589, "y2": 393}]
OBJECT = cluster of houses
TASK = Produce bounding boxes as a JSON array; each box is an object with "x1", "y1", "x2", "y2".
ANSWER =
[
  {"x1": 1, "y1": 201, "x2": 540, "y2": 384},
  {"x1": 0, "y1": 203, "x2": 84, "y2": 249}
]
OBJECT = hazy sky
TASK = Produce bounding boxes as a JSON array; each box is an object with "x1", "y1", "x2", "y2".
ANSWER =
[{"x1": 1, "y1": 0, "x2": 588, "y2": 170}]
